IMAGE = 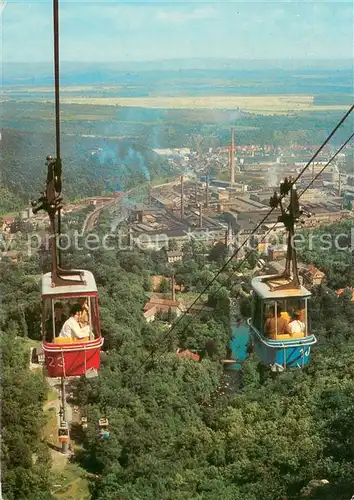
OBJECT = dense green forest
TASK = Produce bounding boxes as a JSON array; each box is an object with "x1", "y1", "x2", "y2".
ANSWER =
[
  {"x1": 1, "y1": 214, "x2": 354, "y2": 499},
  {"x1": 1, "y1": 333, "x2": 53, "y2": 500}
]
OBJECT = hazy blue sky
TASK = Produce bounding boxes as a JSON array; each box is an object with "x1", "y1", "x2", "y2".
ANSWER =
[{"x1": 2, "y1": 1, "x2": 353, "y2": 63}]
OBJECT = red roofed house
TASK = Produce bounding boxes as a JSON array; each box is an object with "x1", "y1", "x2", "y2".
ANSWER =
[
  {"x1": 336, "y1": 288, "x2": 354, "y2": 301},
  {"x1": 300, "y1": 264, "x2": 326, "y2": 286},
  {"x1": 176, "y1": 348, "x2": 200, "y2": 361},
  {"x1": 1, "y1": 250, "x2": 19, "y2": 263},
  {"x1": 1, "y1": 216, "x2": 15, "y2": 233},
  {"x1": 143, "y1": 296, "x2": 184, "y2": 322},
  {"x1": 144, "y1": 306, "x2": 157, "y2": 322}
]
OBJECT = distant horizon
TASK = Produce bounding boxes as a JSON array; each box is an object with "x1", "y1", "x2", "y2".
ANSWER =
[
  {"x1": 2, "y1": 58, "x2": 353, "y2": 70},
  {"x1": 3, "y1": 2, "x2": 352, "y2": 63}
]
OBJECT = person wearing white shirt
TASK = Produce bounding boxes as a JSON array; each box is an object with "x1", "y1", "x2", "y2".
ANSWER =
[
  {"x1": 59, "y1": 304, "x2": 91, "y2": 340},
  {"x1": 288, "y1": 311, "x2": 305, "y2": 335}
]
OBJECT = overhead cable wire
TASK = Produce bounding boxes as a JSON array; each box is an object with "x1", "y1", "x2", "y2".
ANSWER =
[
  {"x1": 53, "y1": 0, "x2": 62, "y2": 266},
  {"x1": 126, "y1": 106, "x2": 354, "y2": 383}
]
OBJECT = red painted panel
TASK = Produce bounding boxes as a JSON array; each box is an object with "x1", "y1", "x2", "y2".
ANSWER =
[{"x1": 43, "y1": 338, "x2": 103, "y2": 377}]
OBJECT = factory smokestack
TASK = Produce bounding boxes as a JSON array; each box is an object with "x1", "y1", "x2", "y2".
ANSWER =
[
  {"x1": 230, "y1": 127, "x2": 235, "y2": 185},
  {"x1": 199, "y1": 203, "x2": 203, "y2": 228},
  {"x1": 128, "y1": 225, "x2": 133, "y2": 248},
  {"x1": 171, "y1": 271, "x2": 176, "y2": 302},
  {"x1": 338, "y1": 172, "x2": 342, "y2": 197},
  {"x1": 205, "y1": 168, "x2": 209, "y2": 209},
  {"x1": 148, "y1": 183, "x2": 152, "y2": 206},
  {"x1": 180, "y1": 175, "x2": 184, "y2": 220}
]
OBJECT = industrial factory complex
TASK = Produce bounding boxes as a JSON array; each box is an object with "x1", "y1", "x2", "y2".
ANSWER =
[
  {"x1": 5, "y1": 127, "x2": 353, "y2": 261},
  {"x1": 125, "y1": 128, "x2": 353, "y2": 254}
]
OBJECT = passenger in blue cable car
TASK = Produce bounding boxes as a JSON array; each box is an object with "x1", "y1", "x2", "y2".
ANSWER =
[
  {"x1": 288, "y1": 311, "x2": 305, "y2": 335},
  {"x1": 264, "y1": 305, "x2": 291, "y2": 338}
]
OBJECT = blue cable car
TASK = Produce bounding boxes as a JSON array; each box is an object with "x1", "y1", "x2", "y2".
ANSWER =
[
  {"x1": 249, "y1": 276, "x2": 316, "y2": 370},
  {"x1": 99, "y1": 418, "x2": 110, "y2": 439},
  {"x1": 249, "y1": 178, "x2": 317, "y2": 370}
]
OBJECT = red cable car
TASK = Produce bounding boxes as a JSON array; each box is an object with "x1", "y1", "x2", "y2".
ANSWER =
[
  {"x1": 33, "y1": 156, "x2": 104, "y2": 379},
  {"x1": 41, "y1": 269, "x2": 104, "y2": 378}
]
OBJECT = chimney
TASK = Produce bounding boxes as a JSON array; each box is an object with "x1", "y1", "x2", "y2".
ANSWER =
[
  {"x1": 205, "y1": 168, "x2": 209, "y2": 209},
  {"x1": 338, "y1": 173, "x2": 342, "y2": 197},
  {"x1": 180, "y1": 175, "x2": 184, "y2": 220},
  {"x1": 128, "y1": 226, "x2": 133, "y2": 248},
  {"x1": 230, "y1": 127, "x2": 235, "y2": 185},
  {"x1": 195, "y1": 180, "x2": 198, "y2": 205},
  {"x1": 171, "y1": 272, "x2": 176, "y2": 302},
  {"x1": 148, "y1": 183, "x2": 152, "y2": 206},
  {"x1": 199, "y1": 203, "x2": 203, "y2": 228},
  {"x1": 312, "y1": 161, "x2": 315, "y2": 180}
]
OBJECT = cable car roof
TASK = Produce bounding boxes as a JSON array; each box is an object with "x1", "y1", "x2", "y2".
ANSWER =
[
  {"x1": 252, "y1": 276, "x2": 311, "y2": 299},
  {"x1": 41, "y1": 270, "x2": 98, "y2": 296}
]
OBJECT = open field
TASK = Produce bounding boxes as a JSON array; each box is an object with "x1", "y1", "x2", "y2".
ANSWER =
[{"x1": 52, "y1": 94, "x2": 350, "y2": 114}]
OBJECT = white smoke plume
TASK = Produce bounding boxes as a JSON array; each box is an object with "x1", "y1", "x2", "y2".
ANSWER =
[{"x1": 266, "y1": 165, "x2": 278, "y2": 187}]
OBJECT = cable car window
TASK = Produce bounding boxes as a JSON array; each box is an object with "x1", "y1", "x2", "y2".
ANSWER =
[
  {"x1": 42, "y1": 299, "x2": 53, "y2": 342},
  {"x1": 306, "y1": 299, "x2": 310, "y2": 334},
  {"x1": 252, "y1": 293, "x2": 262, "y2": 331},
  {"x1": 43, "y1": 296, "x2": 96, "y2": 342},
  {"x1": 89, "y1": 297, "x2": 99, "y2": 338},
  {"x1": 263, "y1": 300, "x2": 276, "y2": 336},
  {"x1": 263, "y1": 301, "x2": 275, "y2": 321}
]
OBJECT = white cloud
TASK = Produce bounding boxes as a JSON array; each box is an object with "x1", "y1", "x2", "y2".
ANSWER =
[{"x1": 156, "y1": 7, "x2": 216, "y2": 24}]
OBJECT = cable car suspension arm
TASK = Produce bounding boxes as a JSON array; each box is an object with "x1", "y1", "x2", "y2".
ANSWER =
[
  {"x1": 32, "y1": 0, "x2": 85, "y2": 287},
  {"x1": 265, "y1": 177, "x2": 311, "y2": 290}
]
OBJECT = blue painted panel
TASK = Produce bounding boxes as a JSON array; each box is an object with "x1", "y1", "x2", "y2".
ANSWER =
[{"x1": 251, "y1": 327, "x2": 315, "y2": 369}]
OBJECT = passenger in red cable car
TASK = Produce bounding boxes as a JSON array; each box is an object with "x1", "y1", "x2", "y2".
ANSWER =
[
  {"x1": 78, "y1": 298, "x2": 89, "y2": 326},
  {"x1": 58, "y1": 304, "x2": 91, "y2": 341},
  {"x1": 33, "y1": 135, "x2": 103, "y2": 378},
  {"x1": 43, "y1": 294, "x2": 98, "y2": 345},
  {"x1": 41, "y1": 276, "x2": 104, "y2": 378}
]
